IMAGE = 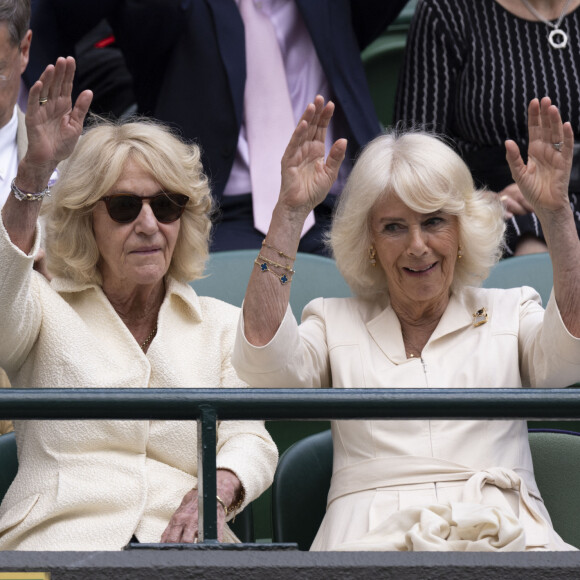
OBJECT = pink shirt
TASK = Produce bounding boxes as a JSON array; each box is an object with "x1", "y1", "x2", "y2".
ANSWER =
[{"x1": 226, "y1": 0, "x2": 350, "y2": 197}]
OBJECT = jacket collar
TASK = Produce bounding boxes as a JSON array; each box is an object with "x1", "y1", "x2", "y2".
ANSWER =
[{"x1": 51, "y1": 276, "x2": 204, "y2": 323}]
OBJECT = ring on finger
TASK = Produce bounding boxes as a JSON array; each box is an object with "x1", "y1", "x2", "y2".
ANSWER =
[
  {"x1": 500, "y1": 195, "x2": 509, "y2": 202},
  {"x1": 553, "y1": 141, "x2": 564, "y2": 152},
  {"x1": 39, "y1": 97, "x2": 48, "y2": 105}
]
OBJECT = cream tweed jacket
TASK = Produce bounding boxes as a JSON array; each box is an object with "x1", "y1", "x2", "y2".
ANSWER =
[
  {"x1": 0, "y1": 107, "x2": 28, "y2": 435},
  {"x1": 0, "y1": 219, "x2": 277, "y2": 550}
]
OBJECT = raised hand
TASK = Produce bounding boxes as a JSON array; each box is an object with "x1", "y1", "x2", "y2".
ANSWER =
[
  {"x1": 505, "y1": 97, "x2": 574, "y2": 218},
  {"x1": 24, "y1": 56, "x2": 93, "y2": 174},
  {"x1": 1, "y1": 57, "x2": 92, "y2": 254},
  {"x1": 278, "y1": 95, "x2": 347, "y2": 221}
]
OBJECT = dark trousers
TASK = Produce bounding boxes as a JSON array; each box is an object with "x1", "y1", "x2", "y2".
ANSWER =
[{"x1": 210, "y1": 194, "x2": 335, "y2": 257}]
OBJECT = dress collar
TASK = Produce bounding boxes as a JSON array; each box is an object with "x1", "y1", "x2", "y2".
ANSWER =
[{"x1": 365, "y1": 288, "x2": 486, "y2": 365}]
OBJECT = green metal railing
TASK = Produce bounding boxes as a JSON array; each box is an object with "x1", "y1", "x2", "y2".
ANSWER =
[{"x1": 2, "y1": 387, "x2": 580, "y2": 543}]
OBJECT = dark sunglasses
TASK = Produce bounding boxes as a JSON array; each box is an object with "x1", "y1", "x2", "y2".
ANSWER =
[{"x1": 101, "y1": 192, "x2": 189, "y2": 224}]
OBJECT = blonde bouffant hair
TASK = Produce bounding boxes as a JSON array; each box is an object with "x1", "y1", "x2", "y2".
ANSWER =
[
  {"x1": 329, "y1": 131, "x2": 506, "y2": 298},
  {"x1": 44, "y1": 117, "x2": 213, "y2": 285}
]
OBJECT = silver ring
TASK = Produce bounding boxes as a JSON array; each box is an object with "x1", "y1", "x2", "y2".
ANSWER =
[{"x1": 553, "y1": 141, "x2": 564, "y2": 152}]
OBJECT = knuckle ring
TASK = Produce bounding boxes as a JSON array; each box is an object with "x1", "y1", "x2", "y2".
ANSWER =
[{"x1": 553, "y1": 141, "x2": 564, "y2": 152}]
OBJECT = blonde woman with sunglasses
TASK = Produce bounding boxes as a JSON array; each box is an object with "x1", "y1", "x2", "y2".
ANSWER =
[{"x1": 0, "y1": 57, "x2": 277, "y2": 551}]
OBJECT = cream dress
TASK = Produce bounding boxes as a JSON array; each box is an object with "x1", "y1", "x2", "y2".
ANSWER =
[{"x1": 234, "y1": 286, "x2": 580, "y2": 551}]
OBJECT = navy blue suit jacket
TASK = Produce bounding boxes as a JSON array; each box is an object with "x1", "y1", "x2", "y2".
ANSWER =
[{"x1": 29, "y1": 0, "x2": 406, "y2": 199}]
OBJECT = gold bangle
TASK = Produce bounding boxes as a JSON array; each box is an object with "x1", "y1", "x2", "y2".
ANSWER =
[
  {"x1": 262, "y1": 239, "x2": 295, "y2": 262},
  {"x1": 216, "y1": 493, "x2": 245, "y2": 520},
  {"x1": 216, "y1": 495, "x2": 228, "y2": 516},
  {"x1": 255, "y1": 258, "x2": 294, "y2": 285},
  {"x1": 257, "y1": 253, "x2": 295, "y2": 273}
]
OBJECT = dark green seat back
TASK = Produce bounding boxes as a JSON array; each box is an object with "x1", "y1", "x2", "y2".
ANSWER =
[
  {"x1": 483, "y1": 252, "x2": 553, "y2": 307},
  {"x1": 361, "y1": 0, "x2": 417, "y2": 128},
  {"x1": 361, "y1": 34, "x2": 407, "y2": 128},
  {"x1": 528, "y1": 430, "x2": 580, "y2": 549},
  {"x1": 0, "y1": 431, "x2": 18, "y2": 504},
  {"x1": 272, "y1": 430, "x2": 332, "y2": 550},
  {"x1": 190, "y1": 250, "x2": 351, "y2": 321}
]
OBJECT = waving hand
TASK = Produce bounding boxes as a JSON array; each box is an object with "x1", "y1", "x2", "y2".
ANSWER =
[
  {"x1": 2, "y1": 56, "x2": 92, "y2": 255},
  {"x1": 25, "y1": 56, "x2": 93, "y2": 172},
  {"x1": 278, "y1": 95, "x2": 347, "y2": 222},
  {"x1": 505, "y1": 97, "x2": 573, "y2": 217}
]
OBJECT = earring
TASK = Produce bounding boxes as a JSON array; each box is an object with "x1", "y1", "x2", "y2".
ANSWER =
[
  {"x1": 369, "y1": 246, "x2": 377, "y2": 267},
  {"x1": 457, "y1": 244, "x2": 463, "y2": 260}
]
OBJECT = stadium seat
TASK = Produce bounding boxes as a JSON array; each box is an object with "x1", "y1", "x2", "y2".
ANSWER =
[
  {"x1": 0, "y1": 431, "x2": 17, "y2": 505},
  {"x1": 361, "y1": 34, "x2": 407, "y2": 129},
  {"x1": 272, "y1": 430, "x2": 332, "y2": 550},
  {"x1": 272, "y1": 429, "x2": 580, "y2": 550},
  {"x1": 190, "y1": 250, "x2": 351, "y2": 322},
  {"x1": 528, "y1": 430, "x2": 580, "y2": 548},
  {"x1": 361, "y1": 0, "x2": 417, "y2": 128},
  {"x1": 483, "y1": 252, "x2": 553, "y2": 307}
]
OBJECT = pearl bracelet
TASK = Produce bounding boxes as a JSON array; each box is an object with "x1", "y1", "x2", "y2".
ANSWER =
[{"x1": 11, "y1": 178, "x2": 51, "y2": 202}]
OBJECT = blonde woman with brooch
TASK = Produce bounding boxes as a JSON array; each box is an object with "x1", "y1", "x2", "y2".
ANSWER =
[{"x1": 233, "y1": 95, "x2": 580, "y2": 551}]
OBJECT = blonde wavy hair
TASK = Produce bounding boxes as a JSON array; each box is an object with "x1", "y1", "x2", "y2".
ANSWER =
[
  {"x1": 45, "y1": 117, "x2": 213, "y2": 285},
  {"x1": 329, "y1": 131, "x2": 506, "y2": 298}
]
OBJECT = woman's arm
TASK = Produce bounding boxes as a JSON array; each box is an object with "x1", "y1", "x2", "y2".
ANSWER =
[
  {"x1": 506, "y1": 97, "x2": 580, "y2": 337},
  {"x1": 242, "y1": 96, "x2": 346, "y2": 346},
  {"x1": 1, "y1": 57, "x2": 92, "y2": 254}
]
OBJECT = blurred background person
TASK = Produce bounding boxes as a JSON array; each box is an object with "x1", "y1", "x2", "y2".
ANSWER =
[
  {"x1": 394, "y1": 0, "x2": 580, "y2": 257},
  {"x1": 25, "y1": 0, "x2": 408, "y2": 254}
]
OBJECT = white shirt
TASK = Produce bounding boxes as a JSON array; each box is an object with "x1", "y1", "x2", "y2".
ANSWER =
[{"x1": 0, "y1": 106, "x2": 19, "y2": 209}]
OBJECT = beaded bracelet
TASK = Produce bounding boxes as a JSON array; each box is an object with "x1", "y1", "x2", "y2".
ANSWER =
[
  {"x1": 11, "y1": 178, "x2": 51, "y2": 202},
  {"x1": 255, "y1": 258, "x2": 294, "y2": 285},
  {"x1": 262, "y1": 239, "x2": 296, "y2": 262},
  {"x1": 257, "y1": 253, "x2": 295, "y2": 274}
]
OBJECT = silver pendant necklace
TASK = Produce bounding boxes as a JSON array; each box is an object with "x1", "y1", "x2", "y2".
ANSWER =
[{"x1": 520, "y1": 0, "x2": 573, "y2": 48}]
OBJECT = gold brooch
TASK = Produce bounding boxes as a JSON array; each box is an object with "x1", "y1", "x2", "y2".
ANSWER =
[{"x1": 473, "y1": 307, "x2": 488, "y2": 327}]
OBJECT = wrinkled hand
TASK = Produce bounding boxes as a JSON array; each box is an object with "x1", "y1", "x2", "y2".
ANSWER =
[
  {"x1": 160, "y1": 488, "x2": 227, "y2": 543},
  {"x1": 279, "y1": 95, "x2": 347, "y2": 219},
  {"x1": 497, "y1": 183, "x2": 534, "y2": 219},
  {"x1": 506, "y1": 97, "x2": 574, "y2": 218},
  {"x1": 24, "y1": 56, "x2": 92, "y2": 172}
]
